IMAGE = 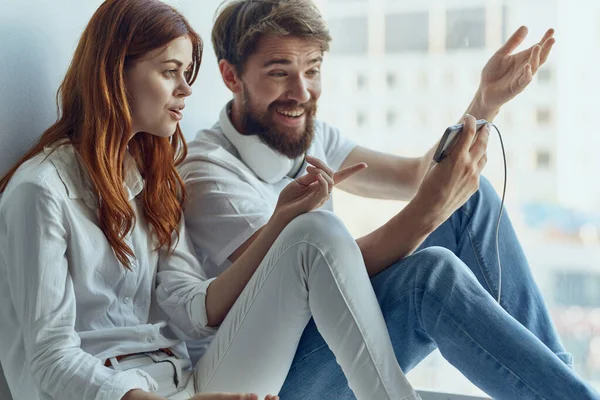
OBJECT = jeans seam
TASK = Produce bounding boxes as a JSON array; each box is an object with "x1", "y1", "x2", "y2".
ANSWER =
[
  {"x1": 466, "y1": 228, "x2": 495, "y2": 298},
  {"x1": 422, "y1": 291, "x2": 548, "y2": 400}
]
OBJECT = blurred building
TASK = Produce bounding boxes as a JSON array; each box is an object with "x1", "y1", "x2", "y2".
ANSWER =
[{"x1": 313, "y1": 0, "x2": 600, "y2": 394}]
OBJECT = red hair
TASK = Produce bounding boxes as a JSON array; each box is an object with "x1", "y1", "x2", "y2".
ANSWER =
[{"x1": 0, "y1": 0, "x2": 203, "y2": 267}]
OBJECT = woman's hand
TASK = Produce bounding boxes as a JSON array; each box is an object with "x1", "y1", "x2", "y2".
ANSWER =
[{"x1": 274, "y1": 155, "x2": 367, "y2": 223}]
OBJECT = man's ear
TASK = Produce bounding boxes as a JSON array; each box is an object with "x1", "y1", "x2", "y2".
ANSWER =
[{"x1": 219, "y1": 59, "x2": 242, "y2": 94}]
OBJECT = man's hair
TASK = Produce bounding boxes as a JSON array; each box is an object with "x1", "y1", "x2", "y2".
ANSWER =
[{"x1": 212, "y1": 0, "x2": 332, "y2": 73}]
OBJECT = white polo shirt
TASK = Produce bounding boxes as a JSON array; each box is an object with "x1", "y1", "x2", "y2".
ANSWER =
[{"x1": 180, "y1": 103, "x2": 356, "y2": 280}]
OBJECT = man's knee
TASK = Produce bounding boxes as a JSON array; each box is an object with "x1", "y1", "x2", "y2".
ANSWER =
[
  {"x1": 411, "y1": 247, "x2": 476, "y2": 287},
  {"x1": 476, "y1": 175, "x2": 500, "y2": 203}
]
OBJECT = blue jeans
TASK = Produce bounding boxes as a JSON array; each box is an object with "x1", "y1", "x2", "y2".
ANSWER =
[{"x1": 279, "y1": 177, "x2": 599, "y2": 400}]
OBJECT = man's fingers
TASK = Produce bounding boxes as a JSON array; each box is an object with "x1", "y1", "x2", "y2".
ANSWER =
[
  {"x1": 454, "y1": 115, "x2": 477, "y2": 155},
  {"x1": 308, "y1": 167, "x2": 334, "y2": 187},
  {"x1": 517, "y1": 64, "x2": 534, "y2": 89},
  {"x1": 302, "y1": 166, "x2": 335, "y2": 188},
  {"x1": 529, "y1": 44, "x2": 542, "y2": 74},
  {"x1": 306, "y1": 154, "x2": 334, "y2": 179},
  {"x1": 333, "y1": 162, "x2": 368, "y2": 185},
  {"x1": 538, "y1": 28, "x2": 555, "y2": 46},
  {"x1": 469, "y1": 124, "x2": 490, "y2": 158},
  {"x1": 496, "y1": 26, "x2": 528, "y2": 56},
  {"x1": 296, "y1": 172, "x2": 316, "y2": 186},
  {"x1": 539, "y1": 36, "x2": 555, "y2": 65},
  {"x1": 316, "y1": 173, "x2": 329, "y2": 198},
  {"x1": 477, "y1": 152, "x2": 488, "y2": 172}
]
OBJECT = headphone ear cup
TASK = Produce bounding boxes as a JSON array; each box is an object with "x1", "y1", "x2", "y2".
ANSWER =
[
  {"x1": 220, "y1": 105, "x2": 294, "y2": 183},
  {"x1": 240, "y1": 142, "x2": 294, "y2": 184}
]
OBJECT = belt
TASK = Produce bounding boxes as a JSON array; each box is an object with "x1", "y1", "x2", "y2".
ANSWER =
[{"x1": 104, "y1": 348, "x2": 176, "y2": 367}]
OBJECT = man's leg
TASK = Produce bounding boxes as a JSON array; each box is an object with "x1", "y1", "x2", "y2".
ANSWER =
[
  {"x1": 418, "y1": 176, "x2": 571, "y2": 364},
  {"x1": 279, "y1": 247, "x2": 597, "y2": 400}
]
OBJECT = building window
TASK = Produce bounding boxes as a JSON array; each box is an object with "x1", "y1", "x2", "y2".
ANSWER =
[
  {"x1": 357, "y1": 111, "x2": 367, "y2": 128},
  {"x1": 386, "y1": 110, "x2": 397, "y2": 127},
  {"x1": 357, "y1": 73, "x2": 367, "y2": 91},
  {"x1": 385, "y1": 12, "x2": 429, "y2": 53},
  {"x1": 446, "y1": 8, "x2": 486, "y2": 50},
  {"x1": 554, "y1": 272, "x2": 600, "y2": 308},
  {"x1": 536, "y1": 108, "x2": 553, "y2": 125},
  {"x1": 444, "y1": 71, "x2": 455, "y2": 88},
  {"x1": 538, "y1": 69, "x2": 553, "y2": 85},
  {"x1": 418, "y1": 71, "x2": 429, "y2": 90},
  {"x1": 328, "y1": 16, "x2": 369, "y2": 54},
  {"x1": 386, "y1": 72, "x2": 396, "y2": 89},
  {"x1": 536, "y1": 149, "x2": 552, "y2": 169}
]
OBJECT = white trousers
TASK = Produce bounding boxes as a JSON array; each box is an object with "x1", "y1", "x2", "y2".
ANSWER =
[
  {"x1": 193, "y1": 211, "x2": 419, "y2": 400},
  {"x1": 116, "y1": 211, "x2": 419, "y2": 399}
]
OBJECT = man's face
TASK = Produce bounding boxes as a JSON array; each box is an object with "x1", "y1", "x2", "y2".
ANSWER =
[{"x1": 236, "y1": 35, "x2": 323, "y2": 158}]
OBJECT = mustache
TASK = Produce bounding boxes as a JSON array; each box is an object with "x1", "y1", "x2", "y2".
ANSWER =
[{"x1": 269, "y1": 100, "x2": 317, "y2": 111}]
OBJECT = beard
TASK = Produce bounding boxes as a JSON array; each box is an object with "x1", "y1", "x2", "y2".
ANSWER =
[{"x1": 240, "y1": 84, "x2": 317, "y2": 159}]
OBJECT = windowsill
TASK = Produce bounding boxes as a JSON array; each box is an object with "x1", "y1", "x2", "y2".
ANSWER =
[{"x1": 416, "y1": 389, "x2": 491, "y2": 400}]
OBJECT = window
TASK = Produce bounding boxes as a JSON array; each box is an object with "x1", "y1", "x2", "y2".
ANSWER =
[
  {"x1": 418, "y1": 71, "x2": 429, "y2": 90},
  {"x1": 536, "y1": 150, "x2": 552, "y2": 169},
  {"x1": 357, "y1": 73, "x2": 368, "y2": 91},
  {"x1": 317, "y1": 0, "x2": 600, "y2": 395},
  {"x1": 328, "y1": 16, "x2": 369, "y2": 54},
  {"x1": 446, "y1": 8, "x2": 486, "y2": 50},
  {"x1": 357, "y1": 111, "x2": 367, "y2": 128},
  {"x1": 536, "y1": 108, "x2": 553, "y2": 125},
  {"x1": 538, "y1": 69, "x2": 553, "y2": 85},
  {"x1": 444, "y1": 71, "x2": 455, "y2": 88},
  {"x1": 386, "y1": 72, "x2": 397, "y2": 89},
  {"x1": 385, "y1": 12, "x2": 429, "y2": 53},
  {"x1": 554, "y1": 272, "x2": 600, "y2": 308},
  {"x1": 386, "y1": 110, "x2": 397, "y2": 127}
]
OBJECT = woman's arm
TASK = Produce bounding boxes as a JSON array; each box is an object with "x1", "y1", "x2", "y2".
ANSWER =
[
  {"x1": 0, "y1": 179, "x2": 156, "y2": 400},
  {"x1": 157, "y1": 158, "x2": 365, "y2": 330},
  {"x1": 156, "y1": 181, "x2": 325, "y2": 334}
]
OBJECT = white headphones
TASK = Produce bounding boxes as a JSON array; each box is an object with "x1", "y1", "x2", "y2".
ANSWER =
[{"x1": 220, "y1": 103, "x2": 296, "y2": 184}]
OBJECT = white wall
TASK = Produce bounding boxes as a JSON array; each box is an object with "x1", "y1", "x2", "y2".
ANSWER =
[
  {"x1": 0, "y1": 0, "x2": 230, "y2": 176},
  {"x1": 0, "y1": 1, "x2": 229, "y2": 397}
]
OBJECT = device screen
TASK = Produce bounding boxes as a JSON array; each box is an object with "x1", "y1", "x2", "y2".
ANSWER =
[{"x1": 433, "y1": 120, "x2": 488, "y2": 162}]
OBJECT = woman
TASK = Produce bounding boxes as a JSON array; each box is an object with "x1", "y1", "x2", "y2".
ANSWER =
[{"x1": 0, "y1": 1, "x2": 420, "y2": 399}]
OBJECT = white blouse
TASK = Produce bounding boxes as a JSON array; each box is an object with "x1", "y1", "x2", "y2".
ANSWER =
[{"x1": 0, "y1": 145, "x2": 216, "y2": 400}]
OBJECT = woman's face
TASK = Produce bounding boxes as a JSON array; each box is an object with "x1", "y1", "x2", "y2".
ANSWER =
[{"x1": 125, "y1": 35, "x2": 194, "y2": 138}]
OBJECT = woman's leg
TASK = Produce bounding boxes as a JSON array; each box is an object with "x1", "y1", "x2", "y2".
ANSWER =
[{"x1": 194, "y1": 210, "x2": 418, "y2": 400}]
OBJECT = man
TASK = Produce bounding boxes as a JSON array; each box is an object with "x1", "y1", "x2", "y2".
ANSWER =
[{"x1": 179, "y1": 0, "x2": 598, "y2": 398}]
